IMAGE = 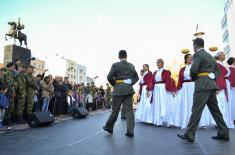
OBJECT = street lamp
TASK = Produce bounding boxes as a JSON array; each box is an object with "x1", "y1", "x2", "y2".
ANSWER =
[
  {"x1": 194, "y1": 24, "x2": 205, "y2": 38},
  {"x1": 181, "y1": 48, "x2": 190, "y2": 54},
  {"x1": 209, "y1": 46, "x2": 218, "y2": 52}
]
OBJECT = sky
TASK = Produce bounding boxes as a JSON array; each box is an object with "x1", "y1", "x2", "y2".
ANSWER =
[{"x1": 0, "y1": 0, "x2": 227, "y2": 86}]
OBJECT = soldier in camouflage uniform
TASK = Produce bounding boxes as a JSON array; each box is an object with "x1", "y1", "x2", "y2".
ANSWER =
[
  {"x1": 2, "y1": 63, "x2": 15, "y2": 126},
  {"x1": 84, "y1": 83, "x2": 91, "y2": 95},
  {"x1": 25, "y1": 65, "x2": 37, "y2": 120},
  {"x1": 91, "y1": 82, "x2": 98, "y2": 110},
  {"x1": 84, "y1": 83, "x2": 92, "y2": 110},
  {"x1": 0, "y1": 68, "x2": 5, "y2": 85},
  {"x1": 105, "y1": 83, "x2": 112, "y2": 109},
  {"x1": 15, "y1": 64, "x2": 27, "y2": 123}
]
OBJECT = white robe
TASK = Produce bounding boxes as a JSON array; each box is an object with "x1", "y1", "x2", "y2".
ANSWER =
[
  {"x1": 211, "y1": 61, "x2": 234, "y2": 128},
  {"x1": 136, "y1": 72, "x2": 153, "y2": 123},
  {"x1": 175, "y1": 65, "x2": 210, "y2": 129},
  {"x1": 152, "y1": 68, "x2": 176, "y2": 126}
]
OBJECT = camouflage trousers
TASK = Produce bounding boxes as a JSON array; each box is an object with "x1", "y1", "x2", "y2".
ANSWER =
[
  {"x1": 25, "y1": 94, "x2": 34, "y2": 114},
  {"x1": 16, "y1": 94, "x2": 26, "y2": 116}
]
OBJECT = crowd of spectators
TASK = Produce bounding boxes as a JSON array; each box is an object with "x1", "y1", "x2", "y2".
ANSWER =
[{"x1": 0, "y1": 60, "x2": 112, "y2": 129}]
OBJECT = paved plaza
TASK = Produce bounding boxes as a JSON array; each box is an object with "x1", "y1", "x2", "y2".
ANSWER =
[{"x1": 0, "y1": 111, "x2": 234, "y2": 155}]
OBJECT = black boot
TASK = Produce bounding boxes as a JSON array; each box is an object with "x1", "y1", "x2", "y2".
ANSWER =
[
  {"x1": 16, "y1": 115, "x2": 26, "y2": 124},
  {"x1": 26, "y1": 114, "x2": 33, "y2": 123},
  {"x1": 3, "y1": 118, "x2": 14, "y2": 126}
]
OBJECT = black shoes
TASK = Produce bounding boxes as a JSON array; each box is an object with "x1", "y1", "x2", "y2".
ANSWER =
[
  {"x1": 103, "y1": 126, "x2": 134, "y2": 137},
  {"x1": 102, "y1": 126, "x2": 113, "y2": 134},
  {"x1": 125, "y1": 133, "x2": 134, "y2": 137},
  {"x1": 16, "y1": 116, "x2": 26, "y2": 124},
  {"x1": 121, "y1": 117, "x2": 126, "y2": 120},
  {"x1": 212, "y1": 136, "x2": 229, "y2": 141},
  {"x1": 177, "y1": 134, "x2": 194, "y2": 142}
]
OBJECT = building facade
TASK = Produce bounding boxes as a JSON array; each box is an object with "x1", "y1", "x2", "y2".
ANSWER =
[
  {"x1": 0, "y1": 63, "x2": 3, "y2": 68},
  {"x1": 66, "y1": 59, "x2": 77, "y2": 84},
  {"x1": 221, "y1": 0, "x2": 235, "y2": 57},
  {"x1": 86, "y1": 76, "x2": 94, "y2": 85},
  {"x1": 31, "y1": 59, "x2": 46, "y2": 76},
  {"x1": 77, "y1": 64, "x2": 87, "y2": 84}
]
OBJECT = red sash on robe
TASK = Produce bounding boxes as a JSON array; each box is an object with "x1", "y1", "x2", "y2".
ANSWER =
[
  {"x1": 138, "y1": 71, "x2": 153, "y2": 102},
  {"x1": 177, "y1": 67, "x2": 185, "y2": 90},
  {"x1": 229, "y1": 66, "x2": 235, "y2": 87},
  {"x1": 216, "y1": 63, "x2": 228, "y2": 90},
  {"x1": 152, "y1": 69, "x2": 176, "y2": 92},
  {"x1": 150, "y1": 69, "x2": 176, "y2": 103},
  {"x1": 177, "y1": 67, "x2": 193, "y2": 91},
  {"x1": 216, "y1": 63, "x2": 229, "y2": 101}
]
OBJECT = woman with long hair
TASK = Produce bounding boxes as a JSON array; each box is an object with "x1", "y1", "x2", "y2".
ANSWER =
[{"x1": 136, "y1": 64, "x2": 154, "y2": 123}]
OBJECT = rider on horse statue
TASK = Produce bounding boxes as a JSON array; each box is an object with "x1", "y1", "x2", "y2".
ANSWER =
[{"x1": 5, "y1": 18, "x2": 28, "y2": 48}]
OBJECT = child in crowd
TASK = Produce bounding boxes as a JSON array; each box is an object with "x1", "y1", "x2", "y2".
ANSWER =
[
  {"x1": 67, "y1": 90, "x2": 76, "y2": 113},
  {"x1": 0, "y1": 84, "x2": 9, "y2": 128}
]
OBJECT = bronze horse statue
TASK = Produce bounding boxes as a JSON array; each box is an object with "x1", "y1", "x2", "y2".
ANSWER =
[{"x1": 5, "y1": 21, "x2": 28, "y2": 48}]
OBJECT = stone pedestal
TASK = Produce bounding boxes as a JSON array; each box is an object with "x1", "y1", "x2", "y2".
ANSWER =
[{"x1": 4, "y1": 44, "x2": 31, "y2": 66}]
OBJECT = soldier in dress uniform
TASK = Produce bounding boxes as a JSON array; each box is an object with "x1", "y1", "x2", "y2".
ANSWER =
[{"x1": 103, "y1": 50, "x2": 139, "y2": 137}]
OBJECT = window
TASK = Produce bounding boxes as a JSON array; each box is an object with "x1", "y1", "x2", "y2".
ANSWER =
[
  {"x1": 221, "y1": 15, "x2": 227, "y2": 29},
  {"x1": 223, "y1": 30, "x2": 229, "y2": 43},
  {"x1": 224, "y1": 45, "x2": 230, "y2": 54}
]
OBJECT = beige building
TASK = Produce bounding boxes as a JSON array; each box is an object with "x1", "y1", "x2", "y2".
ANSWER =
[
  {"x1": 31, "y1": 59, "x2": 46, "y2": 76},
  {"x1": 0, "y1": 63, "x2": 4, "y2": 68},
  {"x1": 66, "y1": 59, "x2": 77, "y2": 84},
  {"x1": 86, "y1": 76, "x2": 94, "y2": 85},
  {"x1": 77, "y1": 64, "x2": 87, "y2": 84},
  {"x1": 221, "y1": 0, "x2": 235, "y2": 57}
]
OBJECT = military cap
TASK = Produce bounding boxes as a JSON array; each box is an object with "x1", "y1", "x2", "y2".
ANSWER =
[
  {"x1": 26, "y1": 65, "x2": 35, "y2": 68},
  {"x1": 6, "y1": 62, "x2": 15, "y2": 68},
  {"x1": 18, "y1": 64, "x2": 26, "y2": 68}
]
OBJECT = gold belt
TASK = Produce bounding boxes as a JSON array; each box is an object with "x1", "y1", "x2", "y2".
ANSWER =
[
  {"x1": 115, "y1": 80, "x2": 124, "y2": 84},
  {"x1": 197, "y1": 72, "x2": 209, "y2": 77}
]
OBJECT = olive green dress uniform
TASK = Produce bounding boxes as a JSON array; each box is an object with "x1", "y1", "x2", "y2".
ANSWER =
[
  {"x1": 184, "y1": 49, "x2": 229, "y2": 140},
  {"x1": 105, "y1": 60, "x2": 139, "y2": 134}
]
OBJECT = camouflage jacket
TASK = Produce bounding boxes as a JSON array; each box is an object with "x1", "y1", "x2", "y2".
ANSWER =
[
  {"x1": 91, "y1": 85, "x2": 97, "y2": 97},
  {"x1": 84, "y1": 86, "x2": 91, "y2": 94},
  {"x1": 1, "y1": 70, "x2": 15, "y2": 94},
  {"x1": 16, "y1": 72, "x2": 27, "y2": 96},
  {"x1": 106, "y1": 86, "x2": 112, "y2": 96},
  {"x1": 25, "y1": 73, "x2": 37, "y2": 95}
]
